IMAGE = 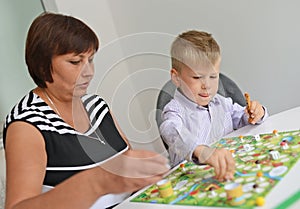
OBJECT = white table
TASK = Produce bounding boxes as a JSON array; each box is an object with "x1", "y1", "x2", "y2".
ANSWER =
[{"x1": 115, "y1": 106, "x2": 300, "y2": 209}]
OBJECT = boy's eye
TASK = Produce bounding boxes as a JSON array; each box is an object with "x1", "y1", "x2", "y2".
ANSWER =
[
  {"x1": 192, "y1": 76, "x2": 201, "y2": 79},
  {"x1": 210, "y1": 76, "x2": 218, "y2": 79}
]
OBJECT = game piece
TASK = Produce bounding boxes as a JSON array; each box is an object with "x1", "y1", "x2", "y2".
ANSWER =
[
  {"x1": 256, "y1": 197, "x2": 265, "y2": 206},
  {"x1": 244, "y1": 92, "x2": 253, "y2": 123},
  {"x1": 269, "y1": 150, "x2": 280, "y2": 160},
  {"x1": 252, "y1": 183, "x2": 261, "y2": 193},
  {"x1": 280, "y1": 141, "x2": 289, "y2": 150},
  {"x1": 239, "y1": 135, "x2": 244, "y2": 143},
  {"x1": 255, "y1": 160, "x2": 261, "y2": 169},
  {"x1": 273, "y1": 129, "x2": 279, "y2": 136},
  {"x1": 256, "y1": 171, "x2": 264, "y2": 182},
  {"x1": 229, "y1": 149, "x2": 236, "y2": 157},
  {"x1": 209, "y1": 187, "x2": 217, "y2": 197},
  {"x1": 180, "y1": 163, "x2": 186, "y2": 172},
  {"x1": 254, "y1": 134, "x2": 261, "y2": 141},
  {"x1": 224, "y1": 182, "x2": 245, "y2": 206},
  {"x1": 156, "y1": 179, "x2": 173, "y2": 198}
]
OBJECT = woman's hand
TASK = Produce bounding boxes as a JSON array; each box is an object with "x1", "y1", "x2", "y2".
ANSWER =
[{"x1": 97, "y1": 150, "x2": 170, "y2": 194}]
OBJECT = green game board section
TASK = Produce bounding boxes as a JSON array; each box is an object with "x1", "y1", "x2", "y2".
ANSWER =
[{"x1": 131, "y1": 130, "x2": 300, "y2": 208}]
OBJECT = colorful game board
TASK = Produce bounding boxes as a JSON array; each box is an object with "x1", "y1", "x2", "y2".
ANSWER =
[{"x1": 131, "y1": 130, "x2": 300, "y2": 208}]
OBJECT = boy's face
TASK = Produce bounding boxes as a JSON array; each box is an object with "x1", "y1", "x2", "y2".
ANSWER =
[{"x1": 171, "y1": 58, "x2": 221, "y2": 106}]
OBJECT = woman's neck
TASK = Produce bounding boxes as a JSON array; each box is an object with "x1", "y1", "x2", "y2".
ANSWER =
[{"x1": 34, "y1": 87, "x2": 90, "y2": 132}]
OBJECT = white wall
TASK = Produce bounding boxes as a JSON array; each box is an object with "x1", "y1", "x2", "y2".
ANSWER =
[
  {"x1": 0, "y1": 0, "x2": 43, "y2": 122},
  {"x1": 0, "y1": 1, "x2": 43, "y2": 206},
  {"x1": 42, "y1": 0, "x2": 300, "y2": 153}
]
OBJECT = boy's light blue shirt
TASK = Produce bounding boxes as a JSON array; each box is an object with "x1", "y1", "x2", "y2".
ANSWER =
[{"x1": 159, "y1": 89, "x2": 268, "y2": 167}]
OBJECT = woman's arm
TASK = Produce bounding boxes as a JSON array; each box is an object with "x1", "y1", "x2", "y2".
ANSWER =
[
  {"x1": 5, "y1": 121, "x2": 168, "y2": 209},
  {"x1": 4, "y1": 122, "x2": 105, "y2": 209},
  {"x1": 110, "y1": 111, "x2": 131, "y2": 148}
]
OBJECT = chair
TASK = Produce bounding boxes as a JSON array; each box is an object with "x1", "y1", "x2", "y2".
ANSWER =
[{"x1": 155, "y1": 73, "x2": 246, "y2": 149}]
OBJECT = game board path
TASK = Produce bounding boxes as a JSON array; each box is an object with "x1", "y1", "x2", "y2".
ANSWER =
[
  {"x1": 169, "y1": 183, "x2": 199, "y2": 205},
  {"x1": 235, "y1": 171, "x2": 282, "y2": 180}
]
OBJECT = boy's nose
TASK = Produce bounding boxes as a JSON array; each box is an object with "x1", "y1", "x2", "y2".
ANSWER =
[{"x1": 201, "y1": 79, "x2": 209, "y2": 89}]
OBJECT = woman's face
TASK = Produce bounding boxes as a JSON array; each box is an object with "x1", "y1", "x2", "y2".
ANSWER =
[{"x1": 47, "y1": 50, "x2": 95, "y2": 99}]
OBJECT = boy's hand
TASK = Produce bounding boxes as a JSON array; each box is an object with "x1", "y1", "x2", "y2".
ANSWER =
[
  {"x1": 246, "y1": 100, "x2": 265, "y2": 124},
  {"x1": 194, "y1": 145, "x2": 235, "y2": 181},
  {"x1": 244, "y1": 92, "x2": 265, "y2": 124}
]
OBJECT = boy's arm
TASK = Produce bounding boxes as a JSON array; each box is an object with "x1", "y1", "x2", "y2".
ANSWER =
[
  {"x1": 160, "y1": 120, "x2": 235, "y2": 180},
  {"x1": 159, "y1": 99, "x2": 206, "y2": 167},
  {"x1": 160, "y1": 100, "x2": 235, "y2": 180},
  {"x1": 160, "y1": 116, "x2": 200, "y2": 167}
]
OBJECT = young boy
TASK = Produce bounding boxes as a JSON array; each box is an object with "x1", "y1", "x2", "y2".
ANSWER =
[{"x1": 159, "y1": 30, "x2": 268, "y2": 181}]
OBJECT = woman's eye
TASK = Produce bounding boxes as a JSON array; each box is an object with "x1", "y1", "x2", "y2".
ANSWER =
[
  {"x1": 193, "y1": 76, "x2": 201, "y2": 79},
  {"x1": 70, "y1": 60, "x2": 80, "y2": 65}
]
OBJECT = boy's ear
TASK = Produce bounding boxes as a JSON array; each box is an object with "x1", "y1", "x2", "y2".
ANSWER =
[{"x1": 170, "y1": 68, "x2": 180, "y2": 87}]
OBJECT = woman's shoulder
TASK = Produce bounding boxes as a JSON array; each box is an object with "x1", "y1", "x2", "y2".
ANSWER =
[
  {"x1": 3, "y1": 90, "x2": 58, "y2": 137},
  {"x1": 81, "y1": 94, "x2": 109, "y2": 109},
  {"x1": 6, "y1": 91, "x2": 43, "y2": 120}
]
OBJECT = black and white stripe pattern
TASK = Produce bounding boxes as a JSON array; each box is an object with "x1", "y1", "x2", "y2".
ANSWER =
[
  {"x1": 6, "y1": 92, "x2": 75, "y2": 134},
  {"x1": 5, "y1": 92, "x2": 110, "y2": 136}
]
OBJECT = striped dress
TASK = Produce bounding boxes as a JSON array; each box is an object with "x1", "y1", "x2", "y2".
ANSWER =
[{"x1": 3, "y1": 91, "x2": 128, "y2": 187}]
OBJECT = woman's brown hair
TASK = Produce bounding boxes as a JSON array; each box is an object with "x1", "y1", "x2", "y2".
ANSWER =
[{"x1": 25, "y1": 12, "x2": 99, "y2": 88}]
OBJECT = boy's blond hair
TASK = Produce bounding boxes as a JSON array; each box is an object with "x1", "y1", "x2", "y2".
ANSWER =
[{"x1": 171, "y1": 30, "x2": 221, "y2": 71}]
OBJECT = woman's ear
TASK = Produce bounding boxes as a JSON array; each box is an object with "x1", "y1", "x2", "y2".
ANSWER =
[{"x1": 170, "y1": 68, "x2": 180, "y2": 87}]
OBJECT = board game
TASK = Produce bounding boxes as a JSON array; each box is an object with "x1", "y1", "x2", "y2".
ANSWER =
[{"x1": 131, "y1": 130, "x2": 300, "y2": 208}]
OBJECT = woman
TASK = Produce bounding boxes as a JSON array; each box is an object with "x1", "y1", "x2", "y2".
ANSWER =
[{"x1": 3, "y1": 12, "x2": 169, "y2": 209}]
